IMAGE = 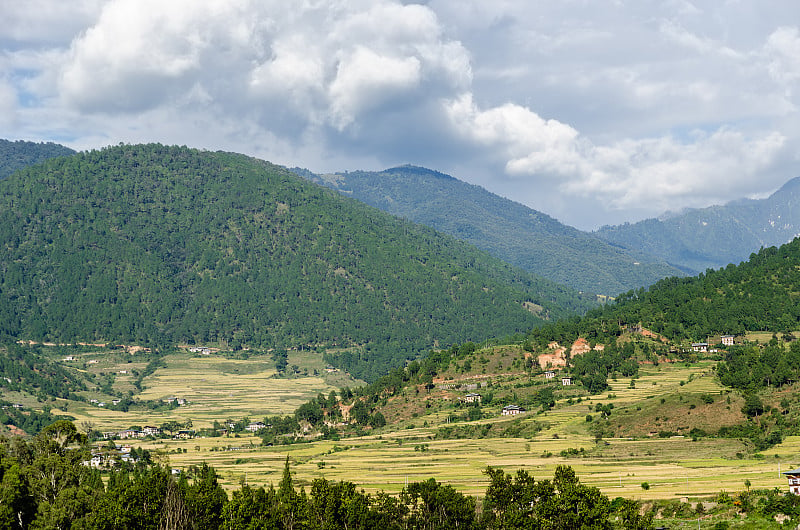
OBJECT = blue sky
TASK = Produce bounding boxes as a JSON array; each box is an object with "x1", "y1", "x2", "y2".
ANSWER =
[{"x1": 1, "y1": 0, "x2": 799, "y2": 229}]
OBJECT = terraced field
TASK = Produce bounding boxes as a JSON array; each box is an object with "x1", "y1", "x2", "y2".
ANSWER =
[
  {"x1": 26, "y1": 343, "x2": 796, "y2": 510},
  {"x1": 118, "y1": 360, "x2": 796, "y2": 505},
  {"x1": 50, "y1": 349, "x2": 359, "y2": 431}
]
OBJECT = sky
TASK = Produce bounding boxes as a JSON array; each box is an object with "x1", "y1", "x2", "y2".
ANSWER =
[{"x1": 1, "y1": 0, "x2": 799, "y2": 230}]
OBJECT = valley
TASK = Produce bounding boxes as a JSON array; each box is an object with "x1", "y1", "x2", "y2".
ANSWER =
[
  {"x1": 8, "y1": 337, "x2": 796, "y2": 504},
  {"x1": 3, "y1": 142, "x2": 800, "y2": 527}
]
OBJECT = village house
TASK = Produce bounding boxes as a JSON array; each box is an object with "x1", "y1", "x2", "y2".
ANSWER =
[
  {"x1": 544, "y1": 371, "x2": 555, "y2": 379},
  {"x1": 691, "y1": 342, "x2": 708, "y2": 353},
  {"x1": 784, "y1": 468, "x2": 800, "y2": 495},
  {"x1": 561, "y1": 377, "x2": 572, "y2": 386},
  {"x1": 118, "y1": 429, "x2": 142, "y2": 439},
  {"x1": 463, "y1": 393, "x2": 482, "y2": 404},
  {"x1": 142, "y1": 426, "x2": 161, "y2": 436},
  {"x1": 246, "y1": 421, "x2": 266, "y2": 432},
  {"x1": 721, "y1": 335, "x2": 735, "y2": 346},
  {"x1": 501, "y1": 405, "x2": 525, "y2": 416},
  {"x1": 87, "y1": 453, "x2": 104, "y2": 468},
  {"x1": 175, "y1": 430, "x2": 195, "y2": 439}
]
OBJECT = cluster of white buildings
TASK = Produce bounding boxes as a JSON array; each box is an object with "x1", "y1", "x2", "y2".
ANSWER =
[
  {"x1": 162, "y1": 397, "x2": 188, "y2": 406},
  {"x1": 101, "y1": 425, "x2": 196, "y2": 440},
  {"x1": 83, "y1": 444, "x2": 138, "y2": 468},
  {"x1": 102, "y1": 425, "x2": 161, "y2": 439}
]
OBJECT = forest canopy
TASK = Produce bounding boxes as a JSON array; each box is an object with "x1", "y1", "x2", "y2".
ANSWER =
[{"x1": 0, "y1": 144, "x2": 594, "y2": 381}]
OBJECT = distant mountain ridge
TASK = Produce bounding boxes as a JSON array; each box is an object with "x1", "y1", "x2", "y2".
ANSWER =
[
  {"x1": 595, "y1": 177, "x2": 800, "y2": 274},
  {"x1": 294, "y1": 165, "x2": 685, "y2": 295},
  {"x1": 0, "y1": 139, "x2": 75, "y2": 180}
]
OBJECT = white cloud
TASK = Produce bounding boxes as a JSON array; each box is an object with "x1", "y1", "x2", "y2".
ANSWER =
[
  {"x1": 0, "y1": 80, "x2": 17, "y2": 127},
  {"x1": 329, "y1": 48, "x2": 422, "y2": 129},
  {"x1": 571, "y1": 130, "x2": 787, "y2": 211},
  {"x1": 764, "y1": 26, "x2": 800, "y2": 93},
  {"x1": 59, "y1": 0, "x2": 246, "y2": 112},
  {"x1": 56, "y1": 0, "x2": 470, "y2": 132},
  {"x1": 444, "y1": 92, "x2": 787, "y2": 216},
  {"x1": 0, "y1": 0, "x2": 104, "y2": 46},
  {"x1": 445, "y1": 93, "x2": 582, "y2": 176},
  {"x1": 2, "y1": 0, "x2": 800, "y2": 229}
]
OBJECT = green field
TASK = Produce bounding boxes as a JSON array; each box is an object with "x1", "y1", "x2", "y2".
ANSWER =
[
  {"x1": 45, "y1": 348, "x2": 360, "y2": 431},
  {"x1": 69, "y1": 352, "x2": 789, "y2": 504},
  {"x1": 9, "y1": 343, "x2": 795, "y2": 512},
  {"x1": 140, "y1": 423, "x2": 793, "y2": 503}
]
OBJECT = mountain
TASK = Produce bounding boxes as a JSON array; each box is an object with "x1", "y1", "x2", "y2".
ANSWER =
[
  {"x1": 0, "y1": 144, "x2": 595, "y2": 381},
  {"x1": 0, "y1": 139, "x2": 75, "y2": 180},
  {"x1": 595, "y1": 177, "x2": 800, "y2": 273},
  {"x1": 529, "y1": 237, "x2": 800, "y2": 348},
  {"x1": 293, "y1": 165, "x2": 685, "y2": 295}
]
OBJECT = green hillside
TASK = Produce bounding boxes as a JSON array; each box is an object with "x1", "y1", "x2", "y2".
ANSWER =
[
  {"x1": 595, "y1": 176, "x2": 800, "y2": 273},
  {"x1": 295, "y1": 165, "x2": 685, "y2": 295},
  {"x1": 528, "y1": 238, "x2": 800, "y2": 348},
  {"x1": 0, "y1": 144, "x2": 593, "y2": 381},
  {"x1": 0, "y1": 138, "x2": 75, "y2": 180}
]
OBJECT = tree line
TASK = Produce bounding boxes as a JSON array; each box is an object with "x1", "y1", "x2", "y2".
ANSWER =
[{"x1": 0, "y1": 420, "x2": 652, "y2": 529}]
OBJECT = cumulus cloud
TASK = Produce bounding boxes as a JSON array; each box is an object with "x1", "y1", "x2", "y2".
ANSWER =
[
  {"x1": 764, "y1": 27, "x2": 800, "y2": 93},
  {"x1": 59, "y1": 0, "x2": 249, "y2": 112},
  {"x1": 57, "y1": 0, "x2": 470, "y2": 132},
  {"x1": 329, "y1": 48, "x2": 422, "y2": 129},
  {"x1": 0, "y1": 0, "x2": 103, "y2": 46},
  {"x1": 444, "y1": 92, "x2": 787, "y2": 216},
  {"x1": 445, "y1": 93, "x2": 582, "y2": 176}
]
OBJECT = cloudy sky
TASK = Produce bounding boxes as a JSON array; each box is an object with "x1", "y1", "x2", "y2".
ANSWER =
[{"x1": 1, "y1": 1, "x2": 799, "y2": 229}]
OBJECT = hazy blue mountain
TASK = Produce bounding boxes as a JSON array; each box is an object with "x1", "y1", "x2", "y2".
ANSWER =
[
  {"x1": 293, "y1": 165, "x2": 685, "y2": 295},
  {"x1": 595, "y1": 177, "x2": 800, "y2": 273},
  {"x1": 0, "y1": 139, "x2": 75, "y2": 180}
]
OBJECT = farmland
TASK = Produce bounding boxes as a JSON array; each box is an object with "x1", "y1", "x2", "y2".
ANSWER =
[{"x1": 37, "y1": 345, "x2": 795, "y2": 506}]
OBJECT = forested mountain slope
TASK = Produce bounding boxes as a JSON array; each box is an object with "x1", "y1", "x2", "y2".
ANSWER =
[
  {"x1": 0, "y1": 144, "x2": 593, "y2": 381},
  {"x1": 0, "y1": 138, "x2": 75, "y2": 179},
  {"x1": 294, "y1": 165, "x2": 684, "y2": 295},
  {"x1": 595, "y1": 177, "x2": 800, "y2": 274},
  {"x1": 529, "y1": 238, "x2": 800, "y2": 347}
]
